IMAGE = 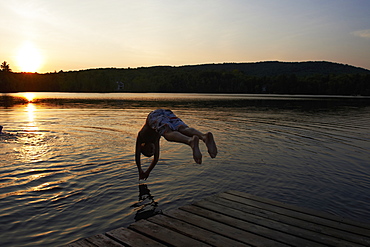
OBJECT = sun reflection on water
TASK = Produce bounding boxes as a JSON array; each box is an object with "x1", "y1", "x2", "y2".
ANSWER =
[
  {"x1": 25, "y1": 103, "x2": 38, "y2": 132},
  {"x1": 13, "y1": 102, "x2": 51, "y2": 163}
]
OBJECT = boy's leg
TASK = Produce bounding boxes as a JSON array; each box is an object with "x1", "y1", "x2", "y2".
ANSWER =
[
  {"x1": 178, "y1": 126, "x2": 206, "y2": 139},
  {"x1": 163, "y1": 130, "x2": 202, "y2": 164},
  {"x1": 163, "y1": 129, "x2": 192, "y2": 144},
  {"x1": 178, "y1": 126, "x2": 218, "y2": 158}
]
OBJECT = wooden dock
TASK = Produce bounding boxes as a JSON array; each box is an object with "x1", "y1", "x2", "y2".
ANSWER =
[{"x1": 66, "y1": 190, "x2": 370, "y2": 246}]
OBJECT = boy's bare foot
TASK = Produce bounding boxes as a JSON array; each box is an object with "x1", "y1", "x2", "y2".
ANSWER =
[
  {"x1": 205, "y1": 132, "x2": 217, "y2": 158},
  {"x1": 190, "y1": 135, "x2": 202, "y2": 164}
]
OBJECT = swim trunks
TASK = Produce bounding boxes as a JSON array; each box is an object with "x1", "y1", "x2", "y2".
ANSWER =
[{"x1": 147, "y1": 109, "x2": 188, "y2": 136}]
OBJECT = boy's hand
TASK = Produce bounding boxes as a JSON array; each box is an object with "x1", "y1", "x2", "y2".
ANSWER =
[
  {"x1": 139, "y1": 169, "x2": 145, "y2": 180},
  {"x1": 139, "y1": 169, "x2": 150, "y2": 180}
]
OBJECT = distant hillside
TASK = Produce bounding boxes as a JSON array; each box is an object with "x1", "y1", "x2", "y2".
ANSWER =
[
  {"x1": 181, "y1": 61, "x2": 370, "y2": 76},
  {"x1": 1, "y1": 61, "x2": 370, "y2": 95}
]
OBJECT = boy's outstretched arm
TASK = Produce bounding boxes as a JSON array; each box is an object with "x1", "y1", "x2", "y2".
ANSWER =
[
  {"x1": 135, "y1": 136, "x2": 145, "y2": 180},
  {"x1": 142, "y1": 140, "x2": 160, "y2": 180}
]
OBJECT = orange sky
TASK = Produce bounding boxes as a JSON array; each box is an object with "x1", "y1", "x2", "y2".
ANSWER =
[{"x1": 1, "y1": 0, "x2": 370, "y2": 73}]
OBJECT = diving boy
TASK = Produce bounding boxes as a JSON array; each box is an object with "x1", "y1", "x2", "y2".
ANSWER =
[{"x1": 135, "y1": 109, "x2": 217, "y2": 180}]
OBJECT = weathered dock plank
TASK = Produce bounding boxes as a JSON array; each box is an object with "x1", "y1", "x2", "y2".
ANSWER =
[
  {"x1": 64, "y1": 190, "x2": 370, "y2": 247},
  {"x1": 164, "y1": 206, "x2": 285, "y2": 247},
  {"x1": 191, "y1": 195, "x2": 361, "y2": 247},
  {"x1": 180, "y1": 203, "x2": 326, "y2": 247},
  {"x1": 223, "y1": 190, "x2": 370, "y2": 245},
  {"x1": 226, "y1": 190, "x2": 370, "y2": 234},
  {"x1": 83, "y1": 234, "x2": 123, "y2": 247},
  {"x1": 148, "y1": 213, "x2": 248, "y2": 247},
  {"x1": 106, "y1": 227, "x2": 166, "y2": 247},
  {"x1": 128, "y1": 219, "x2": 210, "y2": 247},
  {"x1": 209, "y1": 193, "x2": 370, "y2": 246}
]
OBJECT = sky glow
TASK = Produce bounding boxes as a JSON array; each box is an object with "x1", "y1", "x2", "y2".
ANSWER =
[{"x1": 1, "y1": 0, "x2": 370, "y2": 73}]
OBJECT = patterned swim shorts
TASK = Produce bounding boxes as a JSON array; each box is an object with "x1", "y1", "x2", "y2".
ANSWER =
[{"x1": 147, "y1": 109, "x2": 188, "y2": 136}]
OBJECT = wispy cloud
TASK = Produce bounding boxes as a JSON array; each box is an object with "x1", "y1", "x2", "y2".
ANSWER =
[{"x1": 353, "y1": 29, "x2": 370, "y2": 38}]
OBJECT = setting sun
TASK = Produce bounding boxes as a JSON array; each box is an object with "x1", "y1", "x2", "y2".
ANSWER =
[
  {"x1": 16, "y1": 42, "x2": 43, "y2": 72},
  {"x1": 23, "y1": 93, "x2": 36, "y2": 102}
]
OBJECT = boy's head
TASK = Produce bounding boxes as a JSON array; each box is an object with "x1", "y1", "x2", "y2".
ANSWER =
[{"x1": 141, "y1": 143, "x2": 155, "y2": 157}]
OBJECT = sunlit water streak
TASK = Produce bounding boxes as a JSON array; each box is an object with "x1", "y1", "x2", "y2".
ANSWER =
[{"x1": 1, "y1": 93, "x2": 370, "y2": 246}]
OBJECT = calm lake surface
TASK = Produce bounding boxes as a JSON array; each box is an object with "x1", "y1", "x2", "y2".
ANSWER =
[{"x1": 1, "y1": 93, "x2": 370, "y2": 246}]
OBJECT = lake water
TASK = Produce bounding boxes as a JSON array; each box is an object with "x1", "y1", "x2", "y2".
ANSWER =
[{"x1": 1, "y1": 93, "x2": 370, "y2": 246}]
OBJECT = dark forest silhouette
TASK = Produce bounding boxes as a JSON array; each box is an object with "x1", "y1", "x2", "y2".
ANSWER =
[{"x1": 1, "y1": 61, "x2": 370, "y2": 95}]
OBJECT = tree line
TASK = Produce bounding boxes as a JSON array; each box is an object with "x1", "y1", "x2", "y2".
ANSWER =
[{"x1": 1, "y1": 61, "x2": 370, "y2": 95}]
